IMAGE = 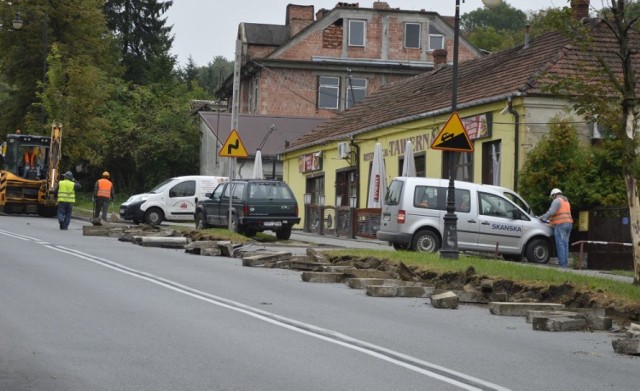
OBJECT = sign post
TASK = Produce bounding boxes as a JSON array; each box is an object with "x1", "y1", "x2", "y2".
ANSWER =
[
  {"x1": 219, "y1": 129, "x2": 249, "y2": 230},
  {"x1": 431, "y1": 112, "x2": 474, "y2": 259}
]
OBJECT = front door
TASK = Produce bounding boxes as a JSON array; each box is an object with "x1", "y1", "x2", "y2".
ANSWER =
[
  {"x1": 166, "y1": 180, "x2": 197, "y2": 220},
  {"x1": 476, "y1": 192, "x2": 523, "y2": 253}
]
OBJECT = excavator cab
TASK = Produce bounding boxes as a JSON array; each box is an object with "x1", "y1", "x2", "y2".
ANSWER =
[
  {"x1": 0, "y1": 124, "x2": 62, "y2": 216},
  {"x1": 1, "y1": 136, "x2": 51, "y2": 180}
]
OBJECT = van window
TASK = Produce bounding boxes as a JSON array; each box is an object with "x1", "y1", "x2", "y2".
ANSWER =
[
  {"x1": 414, "y1": 186, "x2": 441, "y2": 209},
  {"x1": 385, "y1": 180, "x2": 404, "y2": 206},
  {"x1": 169, "y1": 180, "x2": 195, "y2": 198},
  {"x1": 479, "y1": 192, "x2": 516, "y2": 218},
  {"x1": 454, "y1": 189, "x2": 471, "y2": 213}
]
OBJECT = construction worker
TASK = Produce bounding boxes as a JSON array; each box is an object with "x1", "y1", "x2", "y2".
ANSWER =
[
  {"x1": 23, "y1": 146, "x2": 36, "y2": 178},
  {"x1": 54, "y1": 171, "x2": 81, "y2": 230},
  {"x1": 540, "y1": 188, "x2": 574, "y2": 268},
  {"x1": 93, "y1": 171, "x2": 114, "y2": 221}
]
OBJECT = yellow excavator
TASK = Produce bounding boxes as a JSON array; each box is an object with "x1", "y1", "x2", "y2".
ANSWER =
[{"x1": 0, "y1": 123, "x2": 62, "y2": 217}]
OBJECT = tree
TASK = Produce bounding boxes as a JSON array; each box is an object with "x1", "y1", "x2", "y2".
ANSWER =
[
  {"x1": 518, "y1": 117, "x2": 626, "y2": 215},
  {"x1": 196, "y1": 56, "x2": 233, "y2": 98},
  {"x1": 544, "y1": 0, "x2": 640, "y2": 283},
  {"x1": 104, "y1": 0, "x2": 175, "y2": 84}
]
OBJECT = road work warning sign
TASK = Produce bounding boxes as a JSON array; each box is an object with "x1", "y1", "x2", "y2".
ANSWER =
[{"x1": 431, "y1": 112, "x2": 474, "y2": 152}]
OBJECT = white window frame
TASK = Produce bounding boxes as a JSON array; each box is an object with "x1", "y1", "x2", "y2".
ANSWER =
[
  {"x1": 346, "y1": 78, "x2": 367, "y2": 108},
  {"x1": 318, "y1": 76, "x2": 340, "y2": 109},
  {"x1": 404, "y1": 23, "x2": 421, "y2": 49},
  {"x1": 429, "y1": 34, "x2": 444, "y2": 51},
  {"x1": 348, "y1": 19, "x2": 366, "y2": 47}
]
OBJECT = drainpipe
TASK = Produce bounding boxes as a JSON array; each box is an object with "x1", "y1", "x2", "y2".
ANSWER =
[
  {"x1": 506, "y1": 97, "x2": 520, "y2": 191},
  {"x1": 350, "y1": 136, "x2": 360, "y2": 206}
]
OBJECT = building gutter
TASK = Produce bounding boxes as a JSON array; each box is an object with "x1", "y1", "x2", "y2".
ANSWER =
[
  {"x1": 284, "y1": 91, "x2": 524, "y2": 154},
  {"x1": 506, "y1": 96, "x2": 520, "y2": 191}
]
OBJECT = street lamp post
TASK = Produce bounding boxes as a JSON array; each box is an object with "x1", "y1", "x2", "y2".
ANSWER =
[{"x1": 440, "y1": 0, "x2": 502, "y2": 259}]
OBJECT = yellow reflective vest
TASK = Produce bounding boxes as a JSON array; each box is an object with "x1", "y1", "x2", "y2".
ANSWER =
[{"x1": 57, "y1": 179, "x2": 76, "y2": 203}]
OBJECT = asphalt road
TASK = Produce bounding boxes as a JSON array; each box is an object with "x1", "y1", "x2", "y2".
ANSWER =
[{"x1": 1, "y1": 215, "x2": 638, "y2": 390}]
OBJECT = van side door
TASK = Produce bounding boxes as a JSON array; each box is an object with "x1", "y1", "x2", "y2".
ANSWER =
[
  {"x1": 449, "y1": 187, "x2": 479, "y2": 252},
  {"x1": 166, "y1": 180, "x2": 197, "y2": 220},
  {"x1": 476, "y1": 192, "x2": 524, "y2": 253}
]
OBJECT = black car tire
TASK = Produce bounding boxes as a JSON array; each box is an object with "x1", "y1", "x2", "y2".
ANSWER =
[
  {"x1": 411, "y1": 229, "x2": 440, "y2": 252},
  {"x1": 144, "y1": 207, "x2": 164, "y2": 226},
  {"x1": 195, "y1": 212, "x2": 209, "y2": 229},
  {"x1": 525, "y1": 239, "x2": 551, "y2": 264},
  {"x1": 230, "y1": 214, "x2": 241, "y2": 233},
  {"x1": 276, "y1": 226, "x2": 292, "y2": 240}
]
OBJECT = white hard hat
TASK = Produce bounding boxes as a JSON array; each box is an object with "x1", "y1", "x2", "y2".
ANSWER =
[{"x1": 550, "y1": 188, "x2": 562, "y2": 197}]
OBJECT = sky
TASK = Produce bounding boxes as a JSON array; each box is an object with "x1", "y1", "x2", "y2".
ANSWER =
[{"x1": 165, "y1": 0, "x2": 576, "y2": 67}]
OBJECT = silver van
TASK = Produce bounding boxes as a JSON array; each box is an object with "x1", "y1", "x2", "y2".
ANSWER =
[{"x1": 377, "y1": 177, "x2": 553, "y2": 263}]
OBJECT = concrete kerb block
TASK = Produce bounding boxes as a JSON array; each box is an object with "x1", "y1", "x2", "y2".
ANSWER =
[
  {"x1": 398, "y1": 286, "x2": 434, "y2": 298},
  {"x1": 346, "y1": 278, "x2": 385, "y2": 289},
  {"x1": 301, "y1": 272, "x2": 345, "y2": 283},
  {"x1": 526, "y1": 308, "x2": 612, "y2": 331},
  {"x1": 430, "y1": 291, "x2": 459, "y2": 309},
  {"x1": 365, "y1": 285, "x2": 398, "y2": 297},
  {"x1": 533, "y1": 316, "x2": 588, "y2": 332},
  {"x1": 489, "y1": 302, "x2": 565, "y2": 316}
]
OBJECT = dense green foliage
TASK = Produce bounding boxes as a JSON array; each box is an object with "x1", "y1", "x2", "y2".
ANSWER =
[{"x1": 0, "y1": 0, "x2": 232, "y2": 194}]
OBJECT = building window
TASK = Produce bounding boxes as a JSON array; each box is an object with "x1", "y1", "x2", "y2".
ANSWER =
[
  {"x1": 318, "y1": 76, "x2": 340, "y2": 109},
  {"x1": 428, "y1": 25, "x2": 444, "y2": 51},
  {"x1": 443, "y1": 151, "x2": 473, "y2": 182},
  {"x1": 348, "y1": 20, "x2": 366, "y2": 47},
  {"x1": 346, "y1": 78, "x2": 367, "y2": 108},
  {"x1": 482, "y1": 141, "x2": 501, "y2": 186},
  {"x1": 405, "y1": 23, "x2": 421, "y2": 49}
]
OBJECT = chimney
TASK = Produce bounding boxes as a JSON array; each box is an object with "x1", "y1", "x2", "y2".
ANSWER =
[
  {"x1": 433, "y1": 49, "x2": 448, "y2": 68},
  {"x1": 316, "y1": 8, "x2": 329, "y2": 21},
  {"x1": 286, "y1": 5, "x2": 315, "y2": 36},
  {"x1": 570, "y1": 0, "x2": 589, "y2": 21},
  {"x1": 373, "y1": 1, "x2": 390, "y2": 9}
]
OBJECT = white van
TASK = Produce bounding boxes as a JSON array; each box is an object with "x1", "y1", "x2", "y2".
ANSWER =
[
  {"x1": 120, "y1": 175, "x2": 228, "y2": 225},
  {"x1": 377, "y1": 177, "x2": 554, "y2": 263}
]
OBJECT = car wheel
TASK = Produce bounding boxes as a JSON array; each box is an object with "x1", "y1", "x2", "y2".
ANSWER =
[
  {"x1": 411, "y1": 230, "x2": 440, "y2": 253},
  {"x1": 195, "y1": 212, "x2": 209, "y2": 229},
  {"x1": 525, "y1": 239, "x2": 550, "y2": 264},
  {"x1": 230, "y1": 214, "x2": 241, "y2": 233},
  {"x1": 276, "y1": 226, "x2": 292, "y2": 240},
  {"x1": 144, "y1": 207, "x2": 164, "y2": 226}
]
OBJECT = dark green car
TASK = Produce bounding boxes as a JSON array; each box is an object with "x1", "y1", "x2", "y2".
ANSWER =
[{"x1": 194, "y1": 179, "x2": 300, "y2": 240}]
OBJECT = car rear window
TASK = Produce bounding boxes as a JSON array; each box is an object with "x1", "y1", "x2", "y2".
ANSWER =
[{"x1": 249, "y1": 183, "x2": 294, "y2": 201}]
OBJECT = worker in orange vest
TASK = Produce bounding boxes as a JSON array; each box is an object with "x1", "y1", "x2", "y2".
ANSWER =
[
  {"x1": 540, "y1": 188, "x2": 574, "y2": 268},
  {"x1": 93, "y1": 171, "x2": 115, "y2": 221},
  {"x1": 23, "y1": 146, "x2": 36, "y2": 178}
]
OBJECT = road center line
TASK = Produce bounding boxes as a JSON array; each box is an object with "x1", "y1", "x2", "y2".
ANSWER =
[{"x1": 39, "y1": 242, "x2": 508, "y2": 391}]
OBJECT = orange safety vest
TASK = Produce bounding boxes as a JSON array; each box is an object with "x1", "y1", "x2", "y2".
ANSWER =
[
  {"x1": 24, "y1": 151, "x2": 35, "y2": 166},
  {"x1": 96, "y1": 178, "x2": 113, "y2": 199},
  {"x1": 549, "y1": 198, "x2": 573, "y2": 225}
]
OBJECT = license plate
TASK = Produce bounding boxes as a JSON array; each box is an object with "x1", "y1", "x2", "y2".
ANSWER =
[
  {"x1": 383, "y1": 214, "x2": 390, "y2": 222},
  {"x1": 264, "y1": 221, "x2": 282, "y2": 227}
]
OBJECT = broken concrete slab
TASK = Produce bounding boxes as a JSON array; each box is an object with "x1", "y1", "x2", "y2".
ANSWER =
[
  {"x1": 435, "y1": 290, "x2": 507, "y2": 304},
  {"x1": 533, "y1": 316, "x2": 588, "y2": 332},
  {"x1": 301, "y1": 272, "x2": 345, "y2": 283},
  {"x1": 201, "y1": 247, "x2": 222, "y2": 256},
  {"x1": 135, "y1": 236, "x2": 189, "y2": 248},
  {"x1": 242, "y1": 252, "x2": 292, "y2": 267},
  {"x1": 526, "y1": 309, "x2": 611, "y2": 331},
  {"x1": 489, "y1": 302, "x2": 565, "y2": 316},
  {"x1": 430, "y1": 291, "x2": 459, "y2": 309},
  {"x1": 346, "y1": 278, "x2": 385, "y2": 289},
  {"x1": 306, "y1": 248, "x2": 330, "y2": 264},
  {"x1": 365, "y1": 285, "x2": 398, "y2": 297},
  {"x1": 612, "y1": 338, "x2": 640, "y2": 355},
  {"x1": 398, "y1": 286, "x2": 434, "y2": 298}
]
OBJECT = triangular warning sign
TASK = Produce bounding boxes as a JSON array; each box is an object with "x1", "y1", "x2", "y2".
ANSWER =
[
  {"x1": 431, "y1": 112, "x2": 474, "y2": 152},
  {"x1": 219, "y1": 129, "x2": 249, "y2": 158}
]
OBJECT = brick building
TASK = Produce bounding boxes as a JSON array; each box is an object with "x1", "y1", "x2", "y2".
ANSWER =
[{"x1": 218, "y1": 1, "x2": 483, "y2": 118}]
